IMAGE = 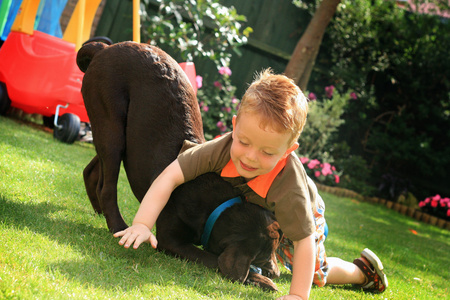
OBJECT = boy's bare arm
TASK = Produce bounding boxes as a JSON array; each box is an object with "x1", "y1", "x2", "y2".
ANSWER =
[
  {"x1": 113, "y1": 159, "x2": 185, "y2": 249},
  {"x1": 277, "y1": 234, "x2": 315, "y2": 300}
]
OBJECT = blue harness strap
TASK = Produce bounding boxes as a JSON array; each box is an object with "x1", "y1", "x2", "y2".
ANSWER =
[{"x1": 200, "y1": 196, "x2": 242, "y2": 248}]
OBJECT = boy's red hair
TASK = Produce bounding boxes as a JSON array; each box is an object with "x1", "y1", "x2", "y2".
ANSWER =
[{"x1": 237, "y1": 69, "x2": 308, "y2": 146}]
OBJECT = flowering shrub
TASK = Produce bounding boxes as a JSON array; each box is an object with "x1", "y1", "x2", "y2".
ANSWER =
[
  {"x1": 419, "y1": 195, "x2": 450, "y2": 220},
  {"x1": 300, "y1": 157, "x2": 341, "y2": 186},
  {"x1": 197, "y1": 66, "x2": 240, "y2": 140},
  {"x1": 141, "y1": 0, "x2": 252, "y2": 65},
  {"x1": 300, "y1": 86, "x2": 349, "y2": 161}
]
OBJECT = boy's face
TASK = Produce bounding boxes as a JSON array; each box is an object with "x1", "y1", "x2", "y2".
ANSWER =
[{"x1": 231, "y1": 112, "x2": 298, "y2": 180}]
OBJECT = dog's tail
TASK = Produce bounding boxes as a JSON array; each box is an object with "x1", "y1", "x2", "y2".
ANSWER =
[{"x1": 76, "y1": 42, "x2": 108, "y2": 73}]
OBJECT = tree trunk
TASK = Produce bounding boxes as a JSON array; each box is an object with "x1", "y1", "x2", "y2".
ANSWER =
[{"x1": 285, "y1": 0, "x2": 341, "y2": 91}]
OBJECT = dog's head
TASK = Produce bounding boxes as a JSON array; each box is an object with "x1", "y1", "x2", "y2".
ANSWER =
[{"x1": 208, "y1": 202, "x2": 282, "y2": 290}]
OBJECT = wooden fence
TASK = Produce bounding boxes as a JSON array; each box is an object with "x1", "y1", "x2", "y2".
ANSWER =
[{"x1": 94, "y1": 0, "x2": 310, "y2": 97}]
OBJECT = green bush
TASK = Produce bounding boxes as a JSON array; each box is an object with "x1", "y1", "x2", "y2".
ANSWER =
[
  {"x1": 299, "y1": 86, "x2": 349, "y2": 163},
  {"x1": 141, "y1": 0, "x2": 252, "y2": 65},
  {"x1": 140, "y1": 0, "x2": 250, "y2": 140},
  {"x1": 313, "y1": 0, "x2": 450, "y2": 200}
]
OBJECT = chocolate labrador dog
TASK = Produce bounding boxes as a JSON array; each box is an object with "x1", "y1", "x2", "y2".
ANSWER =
[{"x1": 77, "y1": 42, "x2": 280, "y2": 290}]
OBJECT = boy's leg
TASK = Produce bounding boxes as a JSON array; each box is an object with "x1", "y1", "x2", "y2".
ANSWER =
[
  {"x1": 326, "y1": 249, "x2": 388, "y2": 293},
  {"x1": 276, "y1": 193, "x2": 329, "y2": 287},
  {"x1": 326, "y1": 257, "x2": 365, "y2": 284}
]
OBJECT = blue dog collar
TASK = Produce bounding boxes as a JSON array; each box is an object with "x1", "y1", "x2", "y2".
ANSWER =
[{"x1": 200, "y1": 196, "x2": 242, "y2": 248}]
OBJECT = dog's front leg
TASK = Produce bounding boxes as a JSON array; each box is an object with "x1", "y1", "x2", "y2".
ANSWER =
[
  {"x1": 157, "y1": 235, "x2": 219, "y2": 269},
  {"x1": 96, "y1": 150, "x2": 128, "y2": 233},
  {"x1": 88, "y1": 116, "x2": 128, "y2": 233},
  {"x1": 245, "y1": 272, "x2": 278, "y2": 292}
]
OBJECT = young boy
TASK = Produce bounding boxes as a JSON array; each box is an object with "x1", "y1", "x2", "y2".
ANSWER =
[{"x1": 114, "y1": 69, "x2": 388, "y2": 299}]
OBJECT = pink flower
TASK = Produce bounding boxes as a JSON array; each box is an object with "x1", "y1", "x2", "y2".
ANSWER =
[
  {"x1": 202, "y1": 105, "x2": 209, "y2": 112},
  {"x1": 350, "y1": 92, "x2": 357, "y2": 100},
  {"x1": 300, "y1": 157, "x2": 309, "y2": 164},
  {"x1": 432, "y1": 194, "x2": 441, "y2": 201},
  {"x1": 307, "y1": 159, "x2": 321, "y2": 169},
  {"x1": 214, "y1": 81, "x2": 223, "y2": 90},
  {"x1": 314, "y1": 171, "x2": 321, "y2": 178},
  {"x1": 217, "y1": 121, "x2": 227, "y2": 132},
  {"x1": 196, "y1": 75, "x2": 203, "y2": 89},
  {"x1": 447, "y1": 209, "x2": 450, "y2": 217},
  {"x1": 419, "y1": 201, "x2": 426, "y2": 208},
  {"x1": 325, "y1": 85, "x2": 335, "y2": 98},
  {"x1": 232, "y1": 97, "x2": 239, "y2": 104},
  {"x1": 321, "y1": 163, "x2": 333, "y2": 176},
  {"x1": 218, "y1": 66, "x2": 232, "y2": 76},
  {"x1": 431, "y1": 200, "x2": 438, "y2": 208},
  {"x1": 308, "y1": 92, "x2": 317, "y2": 101},
  {"x1": 334, "y1": 174, "x2": 340, "y2": 184}
]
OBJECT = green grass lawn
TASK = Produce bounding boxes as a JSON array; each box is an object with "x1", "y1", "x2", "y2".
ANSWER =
[{"x1": 0, "y1": 116, "x2": 449, "y2": 299}]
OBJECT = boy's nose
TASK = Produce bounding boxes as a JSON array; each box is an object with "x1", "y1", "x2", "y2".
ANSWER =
[{"x1": 245, "y1": 149, "x2": 258, "y2": 162}]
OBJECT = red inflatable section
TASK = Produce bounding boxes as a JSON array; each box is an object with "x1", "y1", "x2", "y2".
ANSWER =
[
  {"x1": 0, "y1": 30, "x2": 198, "y2": 123},
  {"x1": 179, "y1": 62, "x2": 198, "y2": 95},
  {"x1": 0, "y1": 30, "x2": 88, "y2": 121}
]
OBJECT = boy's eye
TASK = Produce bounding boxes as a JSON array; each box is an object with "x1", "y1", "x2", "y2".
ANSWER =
[
  {"x1": 263, "y1": 151, "x2": 274, "y2": 156},
  {"x1": 239, "y1": 140, "x2": 249, "y2": 146}
]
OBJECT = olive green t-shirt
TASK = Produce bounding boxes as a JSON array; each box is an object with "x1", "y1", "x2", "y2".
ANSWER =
[{"x1": 177, "y1": 132, "x2": 316, "y2": 241}]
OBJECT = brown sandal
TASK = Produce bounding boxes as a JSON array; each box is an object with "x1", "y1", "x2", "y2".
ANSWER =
[{"x1": 353, "y1": 248, "x2": 388, "y2": 293}]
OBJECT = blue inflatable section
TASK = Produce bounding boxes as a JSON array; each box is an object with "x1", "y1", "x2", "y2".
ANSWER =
[
  {"x1": 35, "y1": 0, "x2": 68, "y2": 38},
  {"x1": 0, "y1": 0, "x2": 68, "y2": 41}
]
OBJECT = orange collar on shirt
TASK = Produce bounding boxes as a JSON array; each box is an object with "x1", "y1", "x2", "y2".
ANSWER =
[{"x1": 221, "y1": 157, "x2": 288, "y2": 198}]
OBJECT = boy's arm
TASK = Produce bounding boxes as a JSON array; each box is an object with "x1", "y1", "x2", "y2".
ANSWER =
[
  {"x1": 277, "y1": 233, "x2": 315, "y2": 300},
  {"x1": 113, "y1": 159, "x2": 185, "y2": 249}
]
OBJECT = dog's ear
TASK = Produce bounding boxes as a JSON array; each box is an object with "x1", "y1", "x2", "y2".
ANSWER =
[{"x1": 217, "y1": 244, "x2": 252, "y2": 283}]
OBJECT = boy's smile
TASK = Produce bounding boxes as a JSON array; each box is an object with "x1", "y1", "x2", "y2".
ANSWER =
[{"x1": 231, "y1": 112, "x2": 298, "y2": 180}]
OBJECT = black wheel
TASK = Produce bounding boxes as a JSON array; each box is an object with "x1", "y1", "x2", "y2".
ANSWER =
[
  {"x1": 53, "y1": 113, "x2": 80, "y2": 144},
  {"x1": 43, "y1": 115, "x2": 55, "y2": 129},
  {"x1": 0, "y1": 82, "x2": 11, "y2": 115}
]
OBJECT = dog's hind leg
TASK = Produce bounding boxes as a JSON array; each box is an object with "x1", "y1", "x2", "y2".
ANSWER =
[
  {"x1": 83, "y1": 155, "x2": 102, "y2": 214},
  {"x1": 94, "y1": 128, "x2": 128, "y2": 233},
  {"x1": 83, "y1": 99, "x2": 128, "y2": 233}
]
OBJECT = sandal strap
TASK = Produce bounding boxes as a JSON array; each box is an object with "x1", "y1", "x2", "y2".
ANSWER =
[{"x1": 353, "y1": 257, "x2": 380, "y2": 290}]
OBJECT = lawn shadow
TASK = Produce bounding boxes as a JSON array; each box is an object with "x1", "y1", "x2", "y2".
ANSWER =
[{"x1": 0, "y1": 194, "x2": 275, "y2": 298}]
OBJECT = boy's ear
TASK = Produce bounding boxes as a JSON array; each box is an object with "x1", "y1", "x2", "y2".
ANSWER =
[
  {"x1": 231, "y1": 115, "x2": 237, "y2": 139},
  {"x1": 283, "y1": 142, "x2": 299, "y2": 158}
]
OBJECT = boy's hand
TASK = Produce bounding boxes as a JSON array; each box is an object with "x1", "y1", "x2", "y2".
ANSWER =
[{"x1": 113, "y1": 223, "x2": 158, "y2": 249}]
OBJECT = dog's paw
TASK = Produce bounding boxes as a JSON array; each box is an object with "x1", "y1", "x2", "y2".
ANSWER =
[{"x1": 245, "y1": 272, "x2": 278, "y2": 292}]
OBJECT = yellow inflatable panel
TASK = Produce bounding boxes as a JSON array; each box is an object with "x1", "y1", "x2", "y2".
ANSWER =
[
  {"x1": 63, "y1": 0, "x2": 102, "y2": 50},
  {"x1": 11, "y1": 0, "x2": 41, "y2": 35},
  {"x1": 133, "y1": 0, "x2": 140, "y2": 43}
]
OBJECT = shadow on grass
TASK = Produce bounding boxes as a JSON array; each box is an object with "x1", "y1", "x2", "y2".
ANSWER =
[{"x1": 0, "y1": 194, "x2": 275, "y2": 298}]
